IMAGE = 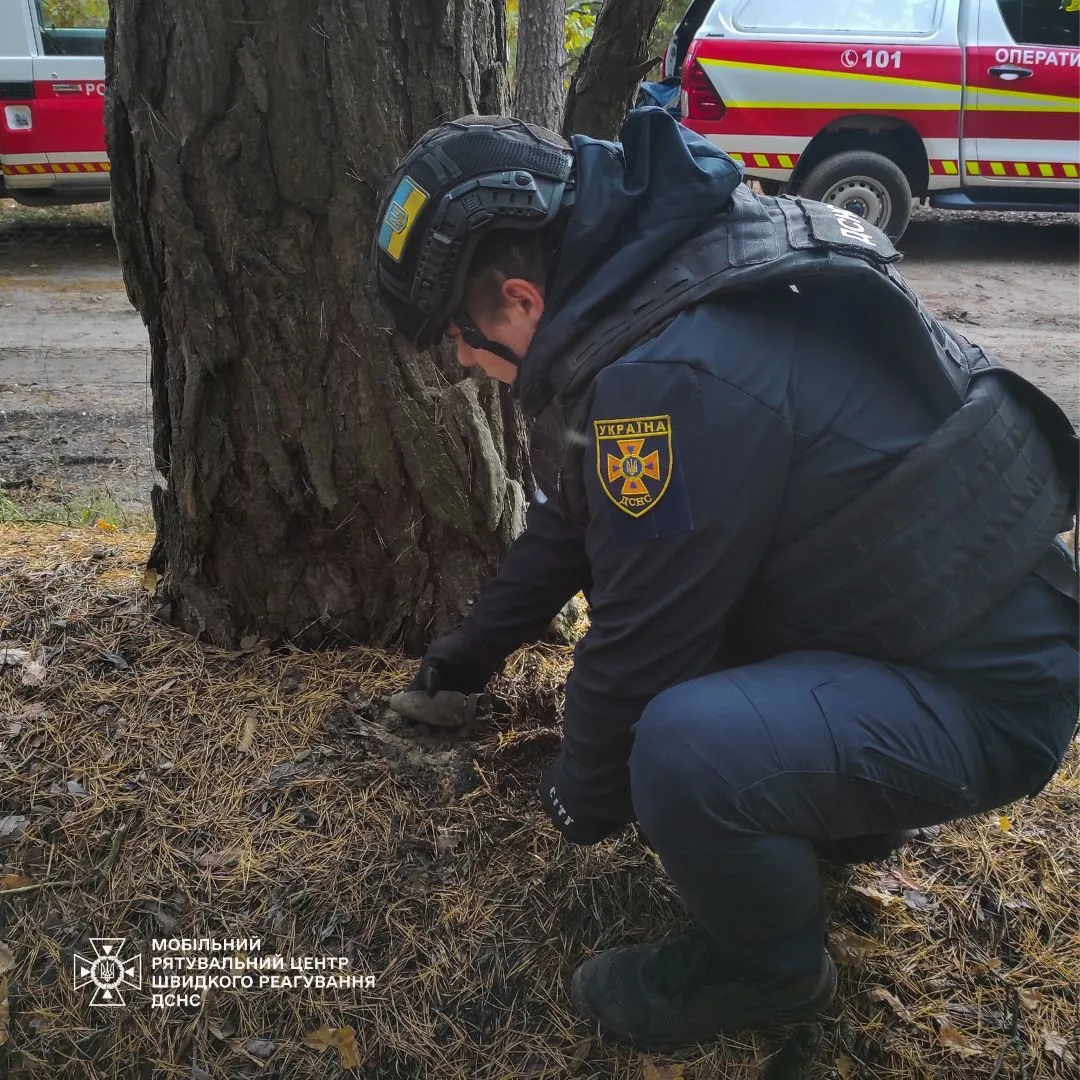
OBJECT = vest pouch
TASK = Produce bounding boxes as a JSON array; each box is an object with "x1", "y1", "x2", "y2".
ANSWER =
[{"x1": 743, "y1": 373, "x2": 1073, "y2": 662}]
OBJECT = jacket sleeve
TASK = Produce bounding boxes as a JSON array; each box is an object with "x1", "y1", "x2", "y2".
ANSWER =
[
  {"x1": 555, "y1": 356, "x2": 793, "y2": 822},
  {"x1": 455, "y1": 493, "x2": 592, "y2": 665}
]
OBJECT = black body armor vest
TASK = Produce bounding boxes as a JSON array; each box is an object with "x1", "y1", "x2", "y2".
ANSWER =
[{"x1": 521, "y1": 187, "x2": 1078, "y2": 663}]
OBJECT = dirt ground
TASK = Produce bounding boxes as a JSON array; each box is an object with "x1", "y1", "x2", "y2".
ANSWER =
[{"x1": 0, "y1": 200, "x2": 1077, "y2": 519}]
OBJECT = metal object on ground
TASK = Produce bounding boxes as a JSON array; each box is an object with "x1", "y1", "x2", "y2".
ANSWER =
[{"x1": 387, "y1": 689, "x2": 487, "y2": 729}]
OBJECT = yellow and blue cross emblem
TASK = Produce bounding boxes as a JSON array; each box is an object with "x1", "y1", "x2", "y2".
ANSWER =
[
  {"x1": 594, "y1": 415, "x2": 673, "y2": 518},
  {"x1": 378, "y1": 176, "x2": 429, "y2": 262}
]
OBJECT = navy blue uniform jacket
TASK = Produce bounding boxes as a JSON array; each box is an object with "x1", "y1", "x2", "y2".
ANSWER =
[{"x1": 455, "y1": 110, "x2": 1079, "y2": 824}]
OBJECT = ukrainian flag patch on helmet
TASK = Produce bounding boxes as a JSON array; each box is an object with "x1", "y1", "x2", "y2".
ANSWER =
[{"x1": 378, "y1": 176, "x2": 429, "y2": 262}]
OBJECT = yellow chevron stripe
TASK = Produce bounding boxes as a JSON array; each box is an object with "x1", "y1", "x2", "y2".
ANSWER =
[
  {"x1": 699, "y1": 57, "x2": 963, "y2": 95},
  {"x1": 723, "y1": 100, "x2": 957, "y2": 111}
]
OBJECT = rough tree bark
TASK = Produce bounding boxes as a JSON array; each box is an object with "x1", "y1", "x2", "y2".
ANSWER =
[
  {"x1": 562, "y1": 0, "x2": 666, "y2": 139},
  {"x1": 513, "y1": 0, "x2": 567, "y2": 130},
  {"x1": 103, "y1": 1, "x2": 533, "y2": 652}
]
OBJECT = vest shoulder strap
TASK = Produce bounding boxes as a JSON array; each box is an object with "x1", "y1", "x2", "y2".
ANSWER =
[{"x1": 542, "y1": 188, "x2": 970, "y2": 420}]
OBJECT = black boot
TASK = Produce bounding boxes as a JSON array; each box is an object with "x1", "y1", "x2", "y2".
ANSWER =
[
  {"x1": 814, "y1": 829, "x2": 918, "y2": 866},
  {"x1": 570, "y1": 926, "x2": 836, "y2": 1052}
]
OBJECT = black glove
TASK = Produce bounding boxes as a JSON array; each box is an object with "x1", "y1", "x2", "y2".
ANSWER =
[
  {"x1": 409, "y1": 626, "x2": 504, "y2": 696},
  {"x1": 538, "y1": 758, "x2": 625, "y2": 846}
]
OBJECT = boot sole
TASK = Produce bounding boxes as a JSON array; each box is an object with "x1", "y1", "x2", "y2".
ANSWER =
[{"x1": 570, "y1": 953, "x2": 838, "y2": 1055}]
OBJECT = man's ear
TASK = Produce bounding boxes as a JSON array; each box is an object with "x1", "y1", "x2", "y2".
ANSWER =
[{"x1": 501, "y1": 277, "x2": 545, "y2": 323}]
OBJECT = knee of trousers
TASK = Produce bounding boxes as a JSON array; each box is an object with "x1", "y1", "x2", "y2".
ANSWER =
[{"x1": 629, "y1": 684, "x2": 745, "y2": 845}]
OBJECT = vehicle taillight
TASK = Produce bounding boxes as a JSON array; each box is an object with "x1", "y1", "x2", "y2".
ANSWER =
[{"x1": 682, "y1": 60, "x2": 726, "y2": 121}]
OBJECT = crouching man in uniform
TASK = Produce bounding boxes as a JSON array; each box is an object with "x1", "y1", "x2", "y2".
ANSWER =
[{"x1": 370, "y1": 108, "x2": 1079, "y2": 1053}]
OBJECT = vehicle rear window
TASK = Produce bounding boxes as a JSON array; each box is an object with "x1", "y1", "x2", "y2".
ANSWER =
[
  {"x1": 996, "y1": 0, "x2": 1079, "y2": 47},
  {"x1": 734, "y1": 0, "x2": 941, "y2": 35},
  {"x1": 36, "y1": 0, "x2": 108, "y2": 57}
]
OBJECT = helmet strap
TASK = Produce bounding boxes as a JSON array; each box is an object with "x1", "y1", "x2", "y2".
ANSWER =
[{"x1": 453, "y1": 311, "x2": 521, "y2": 367}]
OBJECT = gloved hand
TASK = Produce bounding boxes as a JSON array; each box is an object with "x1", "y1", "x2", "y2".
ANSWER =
[
  {"x1": 408, "y1": 626, "x2": 503, "y2": 696},
  {"x1": 538, "y1": 757, "x2": 625, "y2": 846}
]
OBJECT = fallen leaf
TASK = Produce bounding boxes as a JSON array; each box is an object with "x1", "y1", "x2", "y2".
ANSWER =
[
  {"x1": 268, "y1": 761, "x2": 299, "y2": 784},
  {"x1": 207, "y1": 1020, "x2": 232, "y2": 1041},
  {"x1": 1019, "y1": 988, "x2": 1043, "y2": 1011},
  {"x1": 567, "y1": 1039, "x2": 592, "y2": 1063},
  {"x1": 827, "y1": 929, "x2": 880, "y2": 966},
  {"x1": 850, "y1": 884, "x2": 901, "y2": 908},
  {"x1": 141, "y1": 567, "x2": 159, "y2": 592},
  {"x1": 0, "y1": 875, "x2": 34, "y2": 891},
  {"x1": 0, "y1": 647, "x2": 28, "y2": 667},
  {"x1": 643, "y1": 1063, "x2": 685, "y2": 1080},
  {"x1": 901, "y1": 889, "x2": 935, "y2": 912},
  {"x1": 947, "y1": 1003, "x2": 1009, "y2": 1031},
  {"x1": 195, "y1": 850, "x2": 238, "y2": 870},
  {"x1": 66, "y1": 779, "x2": 87, "y2": 797},
  {"x1": 835, "y1": 1057, "x2": 856, "y2": 1079},
  {"x1": 1002, "y1": 897, "x2": 1036, "y2": 912},
  {"x1": 239, "y1": 634, "x2": 260, "y2": 651},
  {"x1": 95, "y1": 520, "x2": 117, "y2": 532},
  {"x1": 304, "y1": 1025, "x2": 360, "y2": 1070},
  {"x1": 244, "y1": 1038, "x2": 275, "y2": 1058},
  {"x1": 100, "y1": 651, "x2": 130, "y2": 670},
  {"x1": 0, "y1": 816, "x2": 29, "y2": 844},
  {"x1": 937, "y1": 1021, "x2": 982, "y2": 1057},
  {"x1": 870, "y1": 986, "x2": 914, "y2": 1023},
  {"x1": 0, "y1": 942, "x2": 13, "y2": 974},
  {"x1": 20, "y1": 653, "x2": 46, "y2": 687},
  {"x1": 237, "y1": 714, "x2": 256, "y2": 754},
  {"x1": 1043, "y1": 1031, "x2": 1077, "y2": 1065},
  {"x1": 998, "y1": 815, "x2": 1012, "y2": 833},
  {"x1": 435, "y1": 828, "x2": 463, "y2": 855},
  {"x1": 878, "y1": 867, "x2": 923, "y2": 892}
]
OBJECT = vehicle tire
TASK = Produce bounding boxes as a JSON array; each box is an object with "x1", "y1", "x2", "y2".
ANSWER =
[{"x1": 795, "y1": 150, "x2": 913, "y2": 240}]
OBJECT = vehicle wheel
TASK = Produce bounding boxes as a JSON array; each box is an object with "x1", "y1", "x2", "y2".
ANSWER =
[{"x1": 795, "y1": 150, "x2": 913, "y2": 240}]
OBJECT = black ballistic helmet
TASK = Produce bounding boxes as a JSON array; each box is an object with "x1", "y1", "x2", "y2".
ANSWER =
[{"x1": 371, "y1": 116, "x2": 574, "y2": 350}]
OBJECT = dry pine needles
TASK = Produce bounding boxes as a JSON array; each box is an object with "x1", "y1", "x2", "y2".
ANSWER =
[{"x1": 0, "y1": 523, "x2": 1077, "y2": 1079}]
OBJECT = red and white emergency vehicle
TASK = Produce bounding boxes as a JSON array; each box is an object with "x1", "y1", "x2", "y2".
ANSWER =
[
  {"x1": 0, "y1": 0, "x2": 108, "y2": 206},
  {"x1": 668, "y1": 0, "x2": 1080, "y2": 237}
]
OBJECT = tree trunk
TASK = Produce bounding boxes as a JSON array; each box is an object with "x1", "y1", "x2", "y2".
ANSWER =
[
  {"x1": 513, "y1": 0, "x2": 567, "y2": 130},
  {"x1": 562, "y1": 0, "x2": 666, "y2": 139},
  {"x1": 104, "y1": 0, "x2": 528, "y2": 653}
]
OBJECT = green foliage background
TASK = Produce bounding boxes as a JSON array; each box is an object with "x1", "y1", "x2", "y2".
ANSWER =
[
  {"x1": 506, "y1": 0, "x2": 689, "y2": 84},
  {"x1": 39, "y1": 0, "x2": 108, "y2": 29}
]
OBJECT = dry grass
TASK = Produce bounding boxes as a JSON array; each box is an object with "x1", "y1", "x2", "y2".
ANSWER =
[
  {"x1": 0, "y1": 199, "x2": 111, "y2": 229},
  {"x1": 0, "y1": 522, "x2": 1077, "y2": 1080}
]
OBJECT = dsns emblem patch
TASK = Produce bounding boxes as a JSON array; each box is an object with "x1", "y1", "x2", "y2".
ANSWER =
[{"x1": 594, "y1": 415, "x2": 673, "y2": 518}]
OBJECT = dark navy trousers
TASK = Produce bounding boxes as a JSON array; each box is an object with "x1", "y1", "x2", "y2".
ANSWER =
[{"x1": 629, "y1": 651, "x2": 1078, "y2": 976}]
